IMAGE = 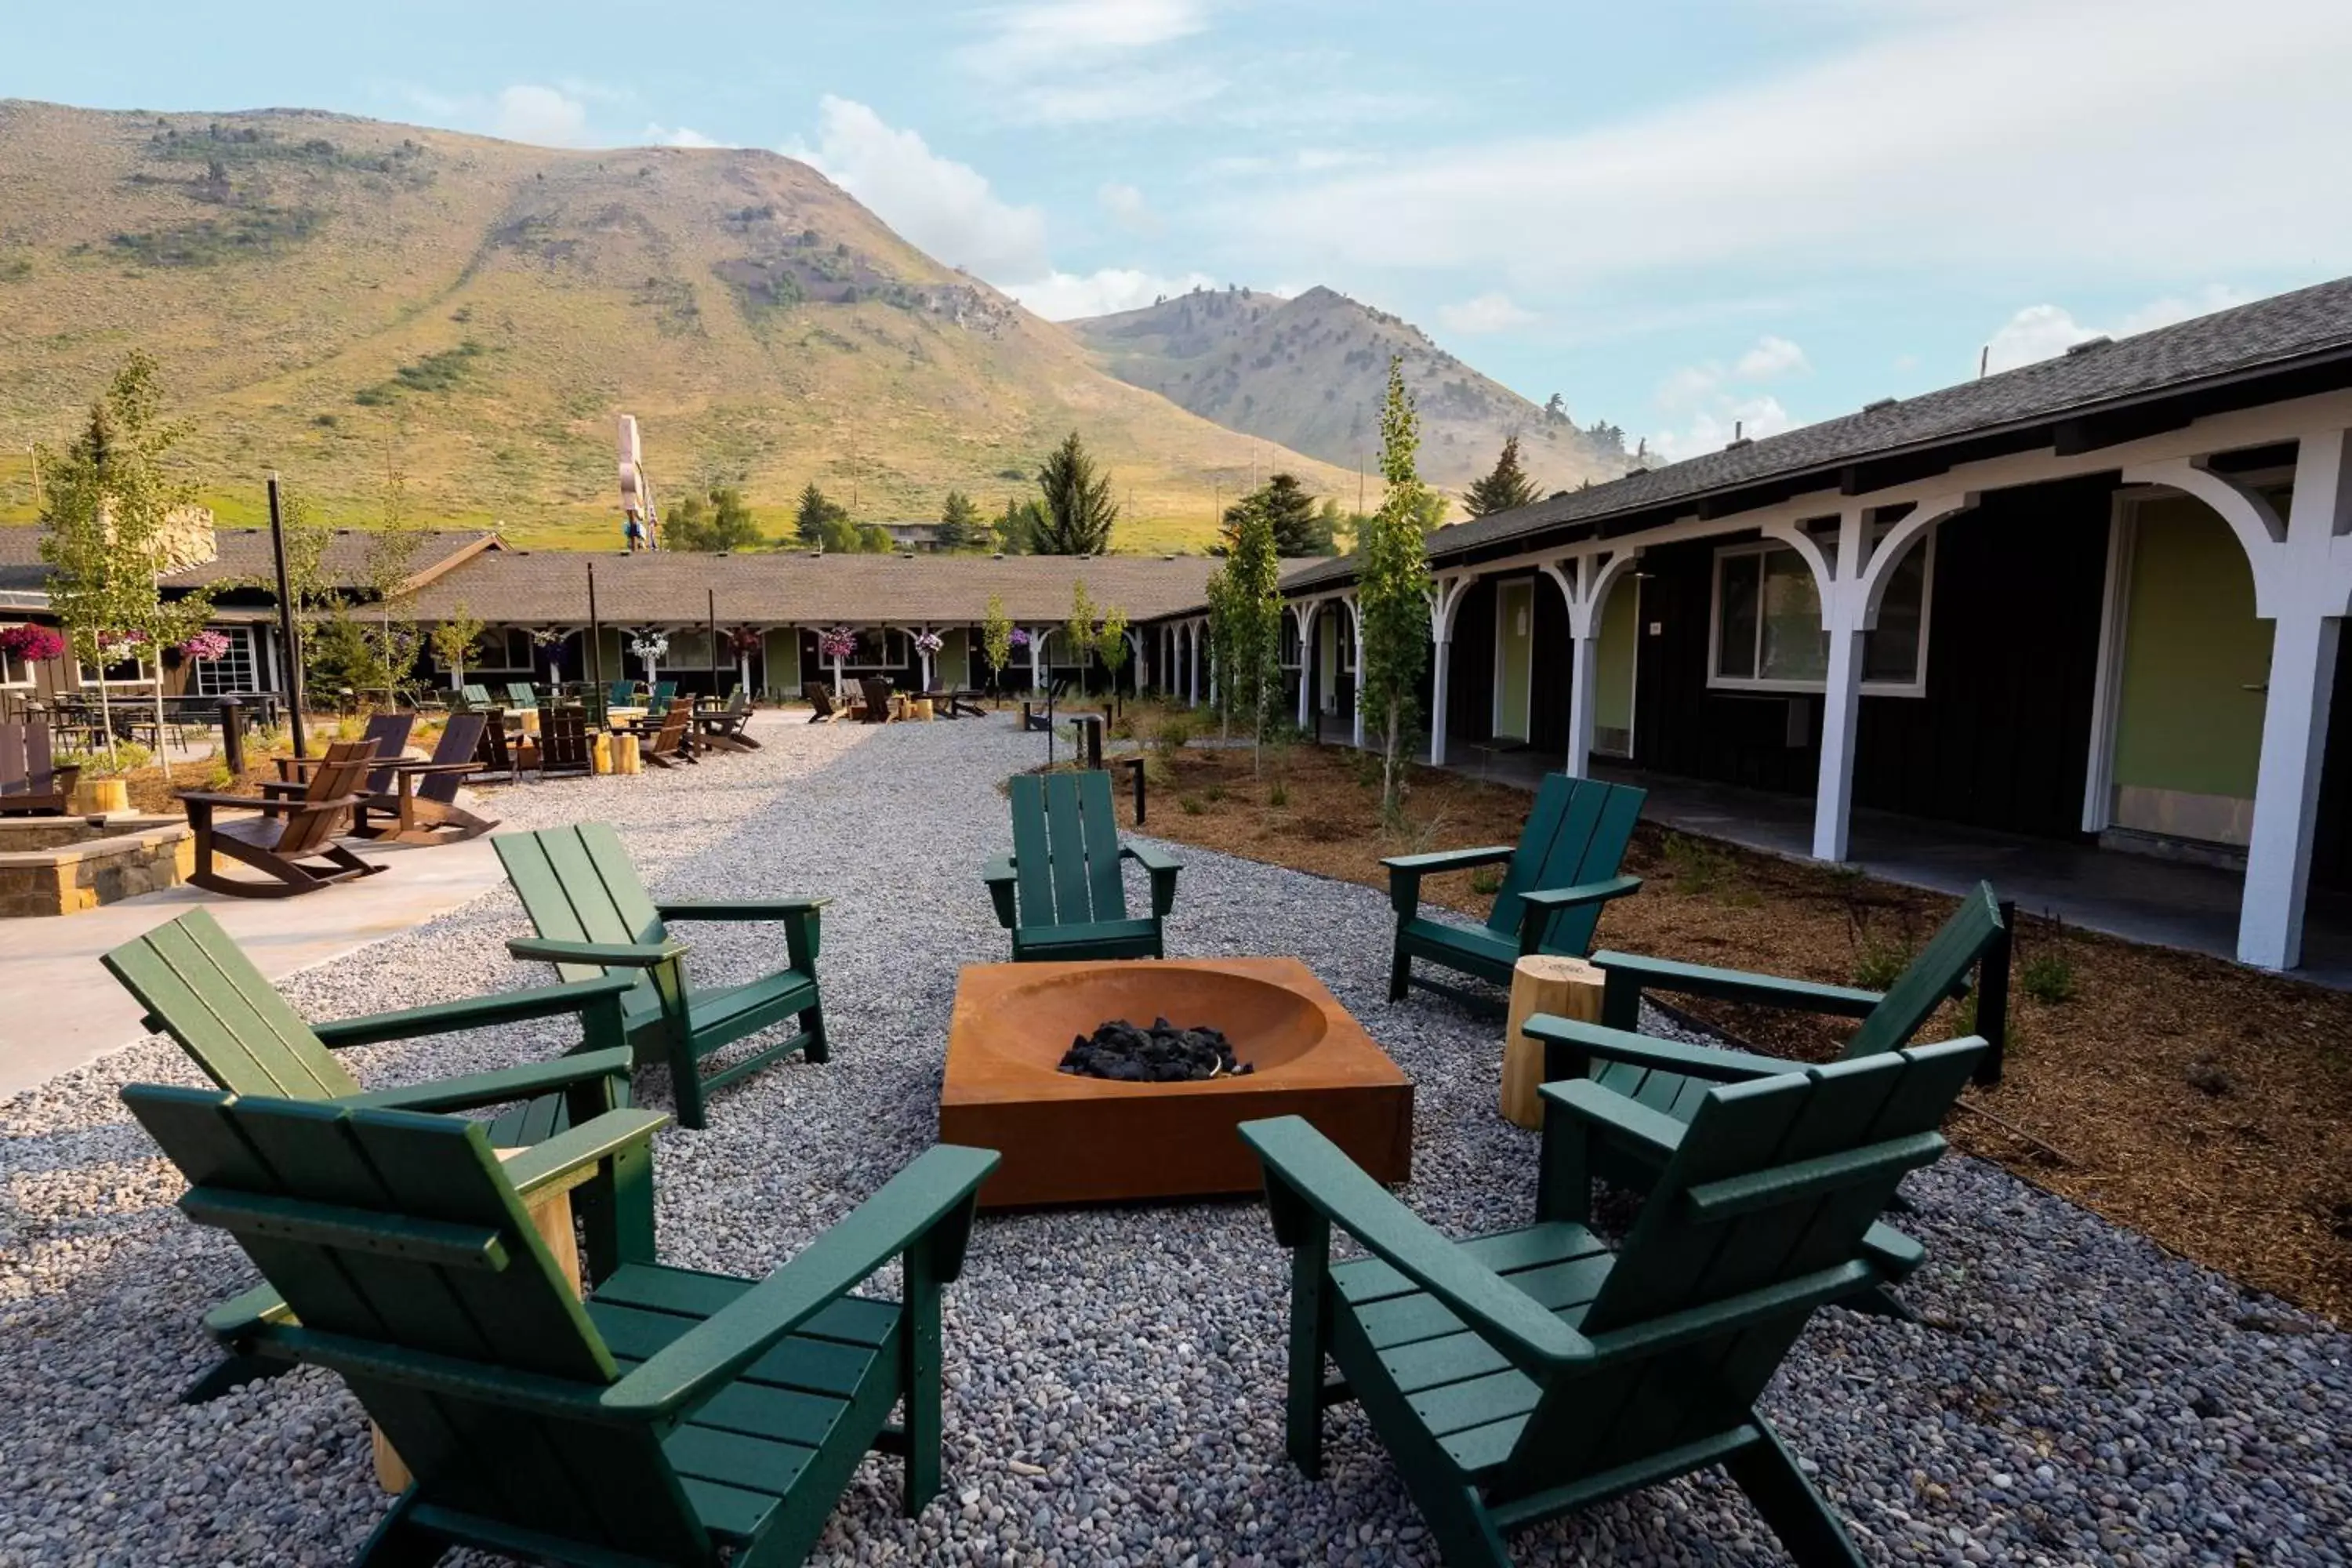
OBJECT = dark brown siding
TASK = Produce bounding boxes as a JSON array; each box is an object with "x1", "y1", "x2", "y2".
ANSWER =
[{"x1": 1632, "y1": 476, "x2": 2116, "y2": 842}]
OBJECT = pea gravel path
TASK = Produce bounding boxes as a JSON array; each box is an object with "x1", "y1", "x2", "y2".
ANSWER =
[{"x1": 2, "y1": 716, "x2": 2345, "y2": 1568}]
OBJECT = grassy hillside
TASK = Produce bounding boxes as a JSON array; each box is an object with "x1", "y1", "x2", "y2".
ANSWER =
[
  {"x1": 0, "y1": 100, "x2": 1365, "y2": 553},
  {"x1": 1069, "y1": 286, "x2": 1635, "y2": 499}
]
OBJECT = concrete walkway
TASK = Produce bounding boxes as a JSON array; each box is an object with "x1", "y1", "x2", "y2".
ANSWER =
[
  {"x1": 1439, "y1": 746, "x2": 2352, "y2": 990},
  {"x1": 0, "y1": 808, "x2": 510, "y2": 1098}
]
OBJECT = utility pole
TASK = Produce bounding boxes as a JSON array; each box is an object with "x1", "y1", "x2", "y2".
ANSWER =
[
  {"x1": 26, "y1": 446, "x2": 39, "y2": 514},
  {"x1": 267, "y1": 473, "x2": 308, "y2": 760}
]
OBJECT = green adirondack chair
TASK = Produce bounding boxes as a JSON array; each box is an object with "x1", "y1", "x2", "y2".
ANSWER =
[
  {"x1": 101, "y1": 906, "x2": 648, "y2": 1400},
  {"x1": 455, "y1": 682, "x2": 494, "y2": 713},
  {"x1": 1243, "y1": 1034, "x2": 1988, "y2": 1568},
  {"x1": 1384, "y1": 774, "x2": 1646, "y2": 1004},
  {"x1": 496, "y1": 822, "x2": 830, "y2": 1129},
  {"x1": 1519, "y1": 883, "x2": 2006, "y2": 1312},
  {"x1": 122, "y1": 1083, "x2": 1000, "y2": 1568},
  {"x1": 649, "y1": 679, "x2": 678, "y2": 710},
  {"x1": 609, "y1": 678, "x2": 640, "y2": 710},
  {"x1": 504, "y1": 681, "x2": 540, "y2": 712},
  {"x1": 982, "y1": 770, "x2": 1180, "y2": 960}
]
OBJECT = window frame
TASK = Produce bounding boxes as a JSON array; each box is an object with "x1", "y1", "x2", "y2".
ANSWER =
[
  {"x1": 1705, "y1": 530, "x2": 1935, "y2": 699},
  {"x1": 190, "y1": 626, "x2": 260, "y2": 695},
  {"x1": 0, "y1": 625, "x2": 34, "y2": 690}
]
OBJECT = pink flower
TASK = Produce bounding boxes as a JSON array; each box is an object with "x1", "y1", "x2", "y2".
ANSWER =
[{"x1": 0, "y1": 625, "x2": 67, "y2": 663}]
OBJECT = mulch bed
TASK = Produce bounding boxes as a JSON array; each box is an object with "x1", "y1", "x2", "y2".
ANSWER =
[{"x1": 1125, "y1": 733, "x2": 2352, "y2": 1322}]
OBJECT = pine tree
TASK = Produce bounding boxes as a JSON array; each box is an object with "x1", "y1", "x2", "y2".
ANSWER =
[
  {"x1": 1216, "y1": 473, "x2": 1330, "y2": 556},
  {"x1": 664, "y1": 486, "x2": 764, "y2": 551},
  {"x1": 937, "y1": 489, "x2": 981, "y2": 552},
  {"x1": 1462, "y1": 433, "x2": 1539, "y2": 517},
  {"x1": 996, "y1": 496, "x2": 1045, "y2": 554},
  {"x1": 1032, "y1": 431, "x2": 1117, "y2": 555},
  {"x1": 794, "y1": 482, "x2": 846, "y2": 546},
  {"x1": 1357, "y1": 356, "x2": 1434, "y2": 819}
]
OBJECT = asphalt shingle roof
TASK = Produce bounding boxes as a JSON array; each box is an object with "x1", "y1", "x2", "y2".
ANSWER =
[
  {"x1": 0, "y1": 526, "x2": 495, "y2": 597},
  {"x1": 401, "y1": 549, "x2": 1243, "y2": 625},
  {"x1": 1281, "y1": 273, "x2": 2352, "y2": 594}
]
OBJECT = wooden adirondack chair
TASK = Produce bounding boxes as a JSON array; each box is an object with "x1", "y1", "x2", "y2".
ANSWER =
[
  {"x1": 983, "y1": 770, "x2": 1180, "y2": 960},
  {"x1": 504, "y1": 681, "x2": 540, "y2": 712},
  {"x1": 273, "y1": 712, "x2": 413, "y2": 798},
  {"x1": 103, "y1": 906, "x2": 646, "y2": 1400},
  {"x1": 648, "y1": 679, "x2": 677, "y2": 712},
  {"x1": 472, "y1": 709, "x2": 521, "y2": 782},
  {"x1": 0, "y1": 720, "x2": 79, "y2": 815},
  {"x1": 695, "y1": 688, "x2": 760, "y2": 751},
  {"x1": 453, "y1": 682, "x2": 495, "y2": 713},
  {"x1": 1385, "y1": 774, "x2": 1646, "y2": 1004},
  {"x1": 180, "y1": 741, "x2": 384, "y2": 898},
  {"x1": 803, "y1": 681, "x2": 841, "y2": 723},
  {"x1": 123, "y1": 1083, "x2": 1000, "y2": 1568},
  {"x1": 638, "y1": 697, "x2": 699, "y2": 767},
  {"x1": 858, "y1": 676, "x2": 894, "y2": 723},
  {"x1": 354, "y1": 713, "x2": 499, "y2": 844},
  {"x1": 538, "y1": 704, "x2": 597, "y2": 778},
  {"x1": 497, "y1": 822, "x2": 831, "y2": 1128},
  {"x1": 1244, "y1": 1033, "x2": 1990, "y2": 1568}
]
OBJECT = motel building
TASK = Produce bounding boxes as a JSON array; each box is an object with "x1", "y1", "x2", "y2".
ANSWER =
[{"x1": 1200, "y1": 277, "x2": 2352, "y2": 981}]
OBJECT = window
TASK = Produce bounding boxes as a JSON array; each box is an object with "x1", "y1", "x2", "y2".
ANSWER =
[
  {"x1": 0, "y1": 628, "x2": 30, "y2": 689},
  {"x1": 1708, "y1": 528, "x2": 1933, "y2": 696},
  {"x1": 459, "y1": 628, "x2": 535, "y2": 672},
  {"x1": 191, "y1": 628, "x2": 258, "y2": 695}
]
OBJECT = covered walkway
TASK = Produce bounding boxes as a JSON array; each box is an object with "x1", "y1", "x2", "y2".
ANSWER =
[{"x1": 1446, "y1": 745, "x2": 2352, "y2": 989}]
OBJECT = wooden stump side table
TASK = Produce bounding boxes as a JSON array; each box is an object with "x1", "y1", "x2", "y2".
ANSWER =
[{"x1": 1500, "y1": 955, "x2": 1605, "y2": 1129}]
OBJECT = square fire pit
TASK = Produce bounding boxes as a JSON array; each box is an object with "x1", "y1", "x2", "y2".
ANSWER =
[{"x1": 942, "y1": 957, "x2": 1413, "y2": 1207}]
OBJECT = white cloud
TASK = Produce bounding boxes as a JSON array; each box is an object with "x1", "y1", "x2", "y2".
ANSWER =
[
  {"x1": 961, "y1": 0, "x2": 1209, "y2": 77},
  {"x1": 785, "y1": 96, "x2": 1052, "y2": 282},
  {"x1": 1437, "y1": 292, "x2": 1538, "y2": 335},
  {"x1": 488, "y1": 84, "x2": 594, "y2": 147},
  {"x1": 1734, "y1": 335, "x2": 1809, "y2": 379},
  {"x1": 958, "y1": 0, "x2": 1225, "y2": 124},
  {"x1": 1646, "y1": 335, "x2": 1811, "y2": 457},
  {"x1": 1004, "y1": 267, "x2": 1218, "y2": 320},
  {"x1": 1983, "y1": 284, "x2": 2252, "y2": 373},
  {"x1": 1098, "y1": 181, "x2": 1161, "y2": 235},
  {"x1": 1232, "y1": 0, "x2": 2352, "y2": 285},
  {"x1": 645, "y1": 123, "x2": 724, "y2": 148}
]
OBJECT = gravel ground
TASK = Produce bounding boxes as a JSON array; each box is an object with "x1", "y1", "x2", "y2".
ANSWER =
[{"x1": 2, "y1": 713, "x2": 2346, "y2": 1567}]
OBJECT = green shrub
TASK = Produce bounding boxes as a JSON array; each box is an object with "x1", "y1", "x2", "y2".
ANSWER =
[
  {"x1": 1661, "y1": 832, "x2": 1731, "y2": 896},
  {"x1": 1268, "y1": 780, "x2": 1288, "y2": 808},
  {"x1": 60, "y1": 742, "x2": 154, "y2": 779},
  {"x1": 2020, "y1": 951, "x2": 2077, "y2": 1005},
  {"x1": 204, "y1": 757, "x2": 236, "y2": 790},
  {"x1": 1203, "y1": 784, "x2": 1226, "y2": 804},
  {"x1": 1853, "y1": 937, "x2": 1914, "y2": 991},
  {"x1": 1470, "y1": 866, "x2": 1503, "y2": 896},
  {"x1": 1153, "y1": 711, "x2": 1197, "y2": 751},
  {"x1": 1178, "y1": 794, "x2": 1204, "y2": 815}
]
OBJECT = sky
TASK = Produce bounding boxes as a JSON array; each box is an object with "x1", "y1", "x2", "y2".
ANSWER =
[{"x1": 8, "y1": 0, "x2": 2352, "y2": 462}]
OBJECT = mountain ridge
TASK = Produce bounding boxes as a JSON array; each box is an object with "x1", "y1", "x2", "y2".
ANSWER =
[
  {"x1": 0, "y1": 99, "x2": 1364, "y2": 551},
  {"x1": 1066, "y1": 284, "x2": 1635, "y2": 496}
]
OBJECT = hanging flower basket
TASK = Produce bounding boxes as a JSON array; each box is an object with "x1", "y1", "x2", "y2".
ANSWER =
[
  {"x1": 1008, "y1": 628, "x2": 1032, "y2": 649},
  {"x1": 178, "y1": 630, "x2": 232, "y2": 662},
  {"x1": 0, "y1": 624, "x2": 67, "y2": 664},
  {"x1": 816, "y1": 626, "x2": 858, "y2": 662},
  {"x1": 913, "y1": 630, "x2": 946, "y2": 655},
  {"x1": 628, "y1": 633, "x2": 670, "y2": 661},
  {"x1": 727, "y1": 626, "x2": 764, "y2": 655}
]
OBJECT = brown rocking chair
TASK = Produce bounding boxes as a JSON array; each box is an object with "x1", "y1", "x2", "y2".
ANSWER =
[
  {"x1": 180, "y1": 741, "x2": 385, "y2": 898},
  {"x1": 354, "y1": 713, "x2": 499, "y2": 844},
  {"x1": 803, "y1": 681, "x2": 842, "y2": 723},
  {"x1": 0, "y1": 721, "x2": 81, "y2": 815},
  {"x1": 269, "y1": 712, "x2": 412, "y2": 799}
]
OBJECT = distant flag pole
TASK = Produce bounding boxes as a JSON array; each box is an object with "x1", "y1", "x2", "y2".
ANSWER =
[
  {"x1": 618, "y1": 415, "x2": 657, "y2": 551},
  {"x1": 708, "y1": 588, "x2": 720, "y2": 697},
  {"x1": 267, "y1": 472, "x2": 308, "y2": 760}
]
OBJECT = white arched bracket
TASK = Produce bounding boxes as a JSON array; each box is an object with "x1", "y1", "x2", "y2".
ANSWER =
[
  {"x1": 1343, "y1": 593, "x2": 1367, "y2": 749},
  {"x1": 1539, "y1": 549, "x2": 1642, "y2": 776},
  {"x1": 1426, "y1": 574, "x2": 1473, "y2": 765},
  {"x1": 1776, "y1": 495, "x2": 1977, "y2": 863},
  {"x1": 2132, "y1": 430, "x2": 2352, "y2": 968},
  {"x1": 1294, "y1": 599, "x2": 1323, "y2": 730}
]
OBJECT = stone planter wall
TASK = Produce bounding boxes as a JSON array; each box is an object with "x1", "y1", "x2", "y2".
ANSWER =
[{"x1": 0, "y1": 816, "x2": 194, "y2": 917}]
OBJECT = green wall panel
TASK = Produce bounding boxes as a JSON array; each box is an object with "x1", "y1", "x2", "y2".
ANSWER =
[
  {"x1": 1495, "y1": 579, "x2": 1534, "y2": 740},
  {"x1": 1595, "y1": 579, "x2": 1639, "y2": 736}
]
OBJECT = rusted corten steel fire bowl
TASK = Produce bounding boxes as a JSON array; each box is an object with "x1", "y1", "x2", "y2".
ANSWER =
[{"x1": 942, "y1": 957, "x2": 1414, "y2": 1207}]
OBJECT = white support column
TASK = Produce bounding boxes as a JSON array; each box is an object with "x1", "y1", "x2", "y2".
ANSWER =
[
  {"x1": 1029, "y1": 627, "x2": 1044, "y2": 696},
  {"x1": 2127, "y1": 433, "x2": 2352, "y2": 968},
  {"x1": 1186, "y1": 622, "x2": 1200, "y2": 706},
  {"x1": 1769, "y1": 494, "x2": 1975, "y2": 864},
  {"x1": 1426, "y1": 575, "x2": 1471, "y2": 767},
  {"x1": 1349, "y1": 598, "x2": 1367, "y2": 750},
  {"x1": 1295, "y1": 601, "x2": 1319, "y2": 731},
  {"x1": 1540, "y1": 551, "x2": 1640, "y2": 779}
]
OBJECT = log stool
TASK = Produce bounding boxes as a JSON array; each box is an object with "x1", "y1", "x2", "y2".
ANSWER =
[{"x1": 1500, "y1": 954, "x2": 1606, "y2": 1129}]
